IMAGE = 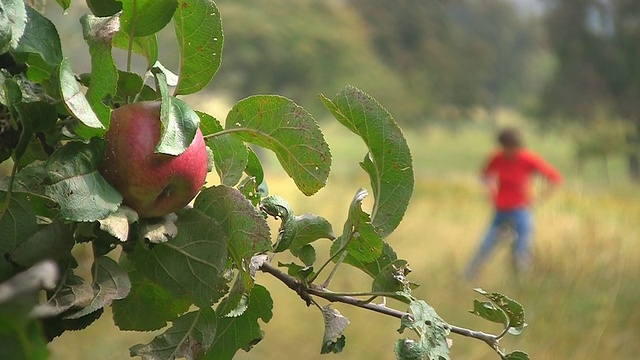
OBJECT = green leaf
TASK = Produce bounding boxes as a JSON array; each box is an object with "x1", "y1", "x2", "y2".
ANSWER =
[
  {"x1": 194, "y1": 186, "x2": 271, "y2": 265},
  {"x1": 80, "y1": 13, "x2": 119, "y2": 134},
  {"x1": 198, "y1": 110, "x2": 248, "y2": 187},
  {"x1": 55, "y1": 0, "x2": 71, "y2": 11},
  {"x1": 330, "y1": 188, "x2": 384, "y2": 273},
  {"x1": 0, "y1": 321, "x2": 48, "y2": 360},
  {"x1": 216, "y1": 272, "x2": 251, "y2": 318},
  {"x1": 8, "y1": 221, "x2": 74, "y2": 267},
  {"x1": 42, "y1": 272, "x2": 93, "y2": 318},
  {"x1": 505, "y1": 351, "x2": 530, "y2": 360},
  {"x1": 321, "y1": 85, "x2": 414, "y2": 237},
  {"x1": 128, "y1": 208, "x2": 229, "y2": 307},
  {"x1": 173, "y1": 0, "x2": 223, "y2": 95},
  {"x1": 277, "y1": 261, "x2": 314, "y2": 283},
  {"x1": 260, "y1": 195, "x2": 295, "y2": 253},
  {"x1": 0, "y1": 162, "x2": 57, "y2": 218},
  {"x1": 345, "y1": 188, "x2": 384, "y2": 262},
  {"x1": 64, "y1": 256, "x2": 131, "y2": 320},
  {"x1": 112, "y1": 259, "x2": 191, "y2": 331},
  {"x1": 469, "y1": 300, "x2": 507, "y2": 325},
  {"x1": 15, "y1": 6, "x2": 62, "y2": 67},
  {"x1": 297, "y1": 244, "x2": 316, "y2": 266},
  {"x1": 42, "y1": 308, "x2": 104, "y2": 341},
  {"x1": 58, "y1": 58, "x2": 105, "y2": 133},
  {"x1": 112, "y1": 70, "x2": 157, "y2": 102},
  {"x1": 86, "y1": 0, "x2": 122, "y2": 16},
  {"x1": 340, "y1": 241, "x2": 399, "y2": 280},
  {"x1": 289, "y1": 214, "x2": 335, "y2": 256},
  {"x1": 13, "y1": 101, "x2": 58, "y2": 133},
  {"x1": 153, "y1": 70, "x2": 200, "y2": 156},
  {"x1": 4, "y1": 79, "x2": 32, "y2": 160},
  {"x1": 0, "y1": 0, "x2": 27, "y2": 53},
  {"x1": 397, "y1": 300, "x2": 450, "y2": 360},
  {"x1": 245, "y1": 147, "x2": 266, "y2": 187},
  {"x1": 44, "y1": 139, "x2": 122, "y2": 222},
  {"x1": 119, "y1": 0, "x2": 177, "y2": 37},
  {"x1": 130, "y1": 307, "x2": 216, "y2": 360},
  {"x1": 371, "y1": 259, "x2": 412, "y2": 296},
  {"x1": 226, "y1": 95, "x2": 331, "y2": 196},
  {"x1": 394, "y1": 339, "x2": 427, "y2": 360},
  {"x1": 0, "y1": 193, "x2": 38, "y2": 280},
  {"x1": 472, "y1": 289, "x2": 527, "y2": 335},
  {"x1": 320, "y1": 305, "x2": 349, "y2": 354},
  {"x1": 206, "y1": 285, "x2": 273, "y2": 360}
]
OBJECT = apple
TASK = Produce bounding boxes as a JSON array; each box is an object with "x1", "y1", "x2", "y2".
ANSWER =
[{"x1": 100, "y1": 101, "x2": 208, "y2": 218}]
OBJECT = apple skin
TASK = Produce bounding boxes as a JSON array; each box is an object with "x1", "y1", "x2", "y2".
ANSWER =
[{"x1": 100, "y1": 101, "x2": 208, "y2": 218}]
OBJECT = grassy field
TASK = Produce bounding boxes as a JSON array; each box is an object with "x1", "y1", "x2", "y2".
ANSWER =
[{"x1": 48, "y1": 116, "x2": 640, "y2": 359}]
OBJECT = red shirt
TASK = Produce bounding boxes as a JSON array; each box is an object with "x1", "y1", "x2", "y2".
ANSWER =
[{"x1": 483, "y1": 149, "x2": 563, "y2": 210}]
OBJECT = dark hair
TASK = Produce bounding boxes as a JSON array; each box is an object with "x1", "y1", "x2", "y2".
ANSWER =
[{"x1": 497, "y1": 127, "x2": 523, "y2": 149}]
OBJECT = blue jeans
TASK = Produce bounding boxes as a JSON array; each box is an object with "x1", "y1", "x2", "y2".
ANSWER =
[{"x1": 464, "y1": 207, "x2": 534, "y2": 279}]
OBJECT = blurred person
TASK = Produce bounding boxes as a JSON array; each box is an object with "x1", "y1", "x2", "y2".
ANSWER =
[{"x1": 464, "y1": 127, "x2": 563, "y2": 280}]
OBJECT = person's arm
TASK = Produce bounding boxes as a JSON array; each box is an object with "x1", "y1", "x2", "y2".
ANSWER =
[{"x1": 531, "y1": 153, "x2": 563, "y2": 204}]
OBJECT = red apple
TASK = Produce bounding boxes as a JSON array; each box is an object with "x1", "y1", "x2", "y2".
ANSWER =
[{"x1": 100, "y1": 101, "x2": 208, "y2": 218}]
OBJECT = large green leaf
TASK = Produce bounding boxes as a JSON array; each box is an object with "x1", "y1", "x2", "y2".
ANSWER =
[
  {"x1": 289, "y1": 214, "x2": 335, "y2": 256},
  {"x1": 199, "y1": 111, "x2": 248, "y2": 187},
  {"x1": 59, "y1": 58, "x2": 105, "y2": 134},
  {"x1": 44, "y1": 139, "x2": 122, "y2": 222},
  {"x1": 80, "y1": 13, "x2": 119, "y2": 136},
  {"x1": 173, "y1": 0, "x2": 223, "y2": 95},
  {"x1": 226, "y1": 95, "x2": 331, "y2": 196},
  {"x1": 260, "y1": 195, "x2": 295, "y2": 253},
  {"x1": 321, "y1": 85, "x2": 414, "y2": 237},
  {"x1": 152, "y1": 69, "x2": 201, "y2": 156},
  {"x1": 0, "y1": 162, "x2": 56, "y2": 218},
  {"x1": 0, "y1": 193, "x2": 38, "y2": 280},
  {"x1": 42, "y1": 272, "x2": 93, "y2": 318},
  {"x1": 0, "y1": 0, "x2": 27, "y2": 53},
  {"x1": 8, "y1": 221, "x2": 74, "y2": 267},
  {"x1": 63, "y1": 257, "x2": 131, "y2": 320},
  {"x1": 119, "y1": 0, "x2": 177, "y2": 37},
  {"x1": 112, "y1": 259, "x2": 191, "y2": 332},
  {"x1": 206, "y1": 285, "x2": 273, "y2": 360},
  {"x1": 130, "y1": 307, "x2": 217, "y2": 360},
  {"x1": 331, "y1": 188, "x2": 383, "y2": 264},
  {"x1": 194, "y1": 186, "x2": 272, "y2": 266},
  {"x1": 15, "y1": 6, "x2": 62, "y2": 67},
  {"x1": 128, "y1": 208, "x2": 229, "y2": 307}
]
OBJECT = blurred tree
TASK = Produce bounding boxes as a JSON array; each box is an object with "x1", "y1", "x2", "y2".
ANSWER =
[
  {"x1": 540, "y1": 0, "x2": 640, "y2": 181},
  {"x1": 347, "y1": 0, "x2": 544, "y2": 122},
  {"x1": 212, "y1": 0, "x2": 420, "y2": 122}
]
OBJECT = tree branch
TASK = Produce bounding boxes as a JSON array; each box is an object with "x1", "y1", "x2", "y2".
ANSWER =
[{"x1": 259, "y1": 260, "x2": 501, "y2": 352}]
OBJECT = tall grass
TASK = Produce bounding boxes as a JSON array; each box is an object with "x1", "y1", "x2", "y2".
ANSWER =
[{"x1": 48, "y1": 120, "x2": 640, "y2": 359}]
